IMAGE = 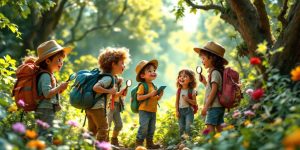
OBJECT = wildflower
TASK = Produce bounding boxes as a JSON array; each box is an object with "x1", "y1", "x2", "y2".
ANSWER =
[
  {"x1": 25, "y1": 130, "x2": 38, "y2": 139},
  {"x1": 82, "y1": 132, "x2": 90, "y2": 139},
  {"x1": 283, "y1": 129, "x2": 300, "y2": 149},
  {"x1": 244, "y1": 110, "x2": 255, "y2": 117},
  {"x1": 53, "y1": 137, "x2": 63, "y2": 145},
  {"x1": 251, "y1": 88, "x2": 264, "y2": 101},
  {"x1": 26, "y1": 140, "x2": 46, "y2": 150},
  {"x1": 67, "y1": 120, "x2": 79, "y2": 127},
  {"x1": 291, "y1": 66, "x2": 300, "y2": 81},
  {"x1": 17, "y1": 99, "x2": 25, "y2": 108},
  {"x1": 244, "y1": 120, "x2": 252, "y2": 127},
  {"x1": 8, "y1": 104, "x2": 18, "y2": 112},
  {"x1": 12, "y1": 122, "x2": 26, "y2": 134},
  {"x1": 135, "y1": 146, "x2": 147, "y2": 150},
  {"x1": 95, "y1": 141, "x2": 111, "y2": 150},
  {"x1": 232, "y1": 110, "x2": 241, "y2": 119},
  {"x1": 223, "y1": 125, "x2": 235, "y2": 131},
  {"x1": 250, "y1": 57, "x2": 261, "y2": 65},
  {"x1": 252, "y1": 103, "x2": 261, "y2": 110},
  {"x1": 36, "y1": 120, "x2": 50, "y2": 129},
  {"x1": 245, "y1": 89, "x2": 254, "y2": 95},
  {"x1": 202, "y1": 128, "x2": 211, "y2": 135},
  {"x1": 214, "y1": 133, "x2": 221, "y2": 138}
]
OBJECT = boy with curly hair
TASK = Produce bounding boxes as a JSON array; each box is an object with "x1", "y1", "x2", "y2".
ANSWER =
[{"x1": 86, "y1": 47, "x2": 131, "y2": 142}]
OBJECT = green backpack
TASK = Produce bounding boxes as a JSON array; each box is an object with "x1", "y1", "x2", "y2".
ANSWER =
[{"x1": 130, "y1": 82, "x2": 157, "y2": 113}]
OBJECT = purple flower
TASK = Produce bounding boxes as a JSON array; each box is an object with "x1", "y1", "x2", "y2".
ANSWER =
[
  {"x1": 17, "y1": 99, "x2": 25, "y2": 107},
  {"x1": 246, "y1": 89, "x2": 254, "y2": 95},
  {"x1": 232, "y1": 110, "x2": 241, "y2": 119},
  {"x1": 36, "y1": 119, "x2": 50, "y2": 129},
  {"x1": 244, "y1": 110, "x2": 255, "y2": 117},
  {"x1": 67, "y1": 120, "x2": 79, "y2": 127},
  {"x1": 12, "y1": 122, "x2": 26, "y2": 134},
  {"x1": 95, "y1": 141, "x2": 111, "y2": 150}
]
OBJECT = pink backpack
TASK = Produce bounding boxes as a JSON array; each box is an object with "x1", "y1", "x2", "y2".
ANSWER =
[{"x1": 209, "y1": 68, "x2": 242, "y2": 109}]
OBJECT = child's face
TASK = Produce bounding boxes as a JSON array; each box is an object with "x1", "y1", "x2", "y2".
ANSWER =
[
  {"x1": 140, "y1": 65, "x2": 157, "y2": 82},
  {"x1": 112, "y1": 60, "x2": 125, "y2": 75},
  {"x1": 178, "y1": 71, "x2": 191, "y2": 87},
  {"x1": 46, "y1": 55, "x2": 64, "y2": 73},
  {"x1": 200, "y1": 54, "x2": 212, "y2": 69}
]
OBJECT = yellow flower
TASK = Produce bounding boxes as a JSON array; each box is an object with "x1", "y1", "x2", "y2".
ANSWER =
[
  {"x1": 243, "y1": 141, "x2": 250, "y2": 148},
  {"x1": 8, "y1": 104, "x2": 18, "y2": 112},
  {"x1": 272, "y1": 117, "x2": 282, "y2": 126},
  {"x1": 25, "y1": 130, "x2": 38, "y2": 139},
  {"x1": 291, "y1": 66, "x2": 300, "y2": 81},
  {"x1": 26, "y1": 140, "x2": 46, "y2": 150},
  {"x1": 282, "y1": 129, "x2": 300, "y2": 149},
  {"x1": 257, "y1": 41, "x2": 267, "y2": 54},
  {"x1": 214, "y1": 133, "x2": 221, "y2": 138},
  {"x1": 223, "y1": 125, "x2": 235, "y2": 131},
  {"x1": 244, "y1": 120, "x2": 252, "y2": 127},
  {"x1": 135, "y1": 146, "x2": 147, "y2": 150}
]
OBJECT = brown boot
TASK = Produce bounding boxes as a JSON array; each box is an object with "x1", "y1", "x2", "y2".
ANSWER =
[
  {"x1": 135, "y1": 139, "x2": 144, "y2": 147},
  {"x1": 146, "y1": 139, "x2": 160, "y2": 149},
  {"x1": 111, "y1": 137, "x2": 123, "y2": 147}
]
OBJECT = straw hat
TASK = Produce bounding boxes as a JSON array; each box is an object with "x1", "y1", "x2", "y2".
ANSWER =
[
  {"x1": 35, "y1": 40, "x2": 72, "y2": 65},
  {"x1": 194, "y1": 41, "x2": 228, "y2": 65},
  {"x1": 135, "y1": 59, "x2": 158, "y2": 82}
]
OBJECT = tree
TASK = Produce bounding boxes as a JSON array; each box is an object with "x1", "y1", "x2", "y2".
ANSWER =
[{"x1": 176, "y1": 0, "x2": 300, "y2": 75}]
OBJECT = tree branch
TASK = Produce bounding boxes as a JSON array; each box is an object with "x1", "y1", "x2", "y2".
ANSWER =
[
  {"x1": 65, "y1": 0, "x2": 128, "y2": 44},
  {"x1": 253, "y1": 0, "x2": 274, "y2": 44},
  {"x1": 70, "y1": 5, "x2": 85, "y2": 42},
  {"x1": 277, "y1": 0, "x2": 288, "y2": 28},
  {"x1": 184, "y1": 0, "x2": 224, "y2": 12}
]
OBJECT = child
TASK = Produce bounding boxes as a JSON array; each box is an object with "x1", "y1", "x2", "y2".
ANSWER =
[
  {"x1": 108, "y1": 76, "x2": 127, "y2": 146},
  {"x1": 135, "y1": 59, "x2": 163, "y2": 149},
  {"x1": 88, "y1": 47, "x2": 130, "y2": 142},
  {"x1": 193, "y1": 41, "x2": 228, "y2": 133},
  {"x1": 34, "y1": 40, "x2": 72, "y2": 138},
  {"x1": 175, "y1": 69, "x2": 197, "y2": 139}
]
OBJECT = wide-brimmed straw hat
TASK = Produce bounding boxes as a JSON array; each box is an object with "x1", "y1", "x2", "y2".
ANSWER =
[
  {"x1": 35, "y1": 40, "x2": 72, "y2": 65},
  {"x1": 194, "y1": 41, "x2": 228, "y2": 65},
  {"x1": 135, "y1": 59, "x2": 158, "y2": 82}
]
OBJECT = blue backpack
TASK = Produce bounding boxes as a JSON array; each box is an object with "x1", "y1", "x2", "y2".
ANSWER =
[
  {"x1": 130, "y1": 82, "x2": 157, "y2": 113},
  {"x1": 70, "y1": 68, "x2": 114, "y2": 109}
]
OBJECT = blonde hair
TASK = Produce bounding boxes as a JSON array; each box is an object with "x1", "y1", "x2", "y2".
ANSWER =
[{"x1": 98, "y1": 47, "x2": 131, "y2": 73}]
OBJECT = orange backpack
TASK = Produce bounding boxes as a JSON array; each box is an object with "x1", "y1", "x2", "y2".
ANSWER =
[{"x1": 12, "y1": 59, "x2": 54, "y2": 112}]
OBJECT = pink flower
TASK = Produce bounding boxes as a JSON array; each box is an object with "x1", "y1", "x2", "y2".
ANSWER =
[
  {"x1": 95, "y1": 141, "x2": 111, "y2": 150},
  {"x1": 17, "y1": 99, "x2": 25, "y2": 107},
  {"x1": 232, "y1": 110, "x2": 241, "y2": 119},
  {"x1": 36, "y1": 119, "x2": 50, "y2": 129},
  {"x1": 250, "y1": 57, "x2": 261, "y2": 65},
  {"x1": 251, "y1": 88, "x2": 264, "y2": 101},
  {"x1": 82, "y1": 132, "x2": 90, "y2": 139},
  {"x1": 244, "y1": 110, "x2": 255, "y2": 117},
  {"x1": 246, "y1": 89, "x2": 254, "y2": 95},
  {"x1": 12, "y1": 122, "x2": 26, "y2": 134},
  {"x1": 202, "y1": 128, "x2": 211, "y2": 135},
  {"x1": 67, "y1": 120, "x2": 79, "y2": 127}
]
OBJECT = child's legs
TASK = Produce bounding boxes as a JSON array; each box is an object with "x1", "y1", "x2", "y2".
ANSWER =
[
  {"x1": 146, "y1": 112, "x2": 156, "y2": 140},
  {"x1": 178, "y1": 108, "x2": 187, "y2": 137},
  {"x1": 137, "y1": 110, "x2": 150, "y2": 141},
  {"x1": 205, "y1": 107, "x2": 225, "y2": 133},
  {"x1": 35, "y1": 108, "x2": 55, "y2": 141},
  {"x1": 107, "y1": 107, "x2": 115, "y2": 130},
  {"x1": 112, "y1": 103, "x2": 123, "y2": 134},
  {"x1": 216, "y1": 108, "x2": 225, "y2": 132},
  {"x1": 86, "y1": 110, "x2": 97, "y2": 136},
  {"x1": 206, "y1": 124, "x2": 215, "y2": 133},
  {"x1": 87, "y1": 108, "x2": 109, "y2": 142},
  {"x1": 185, "y1": 108, "x2": 194, "y2": 136}
]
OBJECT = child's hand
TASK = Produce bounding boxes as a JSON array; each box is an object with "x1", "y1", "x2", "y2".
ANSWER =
[
  {"x1": 59, "y1": 82, "x2": 69, "y2": 93},
  {"x1": 120, "y1": 88, "x2": 128, "y2": 96},
  {"x1": 176, "y1": 111, "x2": 180, "y2": 119},
  {"x1": 199, "y1": 74, "x2": 207, "y2": 85},
  {"x1": 150, "y1": 90, "x2": 158, "y2": 97},
  {"x1": 201, "y1": 106, "x2": 208, "y2": 116},
  {"x1": 109, "y1": 88, "x2": 117, "y2": 95},
  {"x1": 158, "y1": 91, "x2": 164, "y2": 97},
  {"x1": 182, "y1": 95, "x2": 189, "y2": 101}
]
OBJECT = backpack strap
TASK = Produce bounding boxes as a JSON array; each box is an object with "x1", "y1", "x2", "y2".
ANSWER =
[{"x1": 209, "y1": 69, "x2": 222, "y2": 103}]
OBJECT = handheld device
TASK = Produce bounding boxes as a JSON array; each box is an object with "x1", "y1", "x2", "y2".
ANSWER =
[{"x1": 157, "y1": 86, "x2": 166, "y2": 95}]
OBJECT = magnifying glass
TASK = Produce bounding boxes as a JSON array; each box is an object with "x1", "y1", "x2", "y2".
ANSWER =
[
  {"x1": 122, "y1": 79, "x2": 132, "y2": 95},
  {"x1": 66, "y1": 73, "x2": 77, "y2": 82},
  {"x1": 196, "y1": 66, "x2": 203, "y2": 81}
]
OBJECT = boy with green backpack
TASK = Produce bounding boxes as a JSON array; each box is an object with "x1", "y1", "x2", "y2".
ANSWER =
[{"x1": 133, "y1": 59, "x2": 164, "y2": 149}]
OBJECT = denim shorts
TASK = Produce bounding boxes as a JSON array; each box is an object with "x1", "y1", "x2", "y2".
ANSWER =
[{"x1": 205, "y1": 107, "x2": 225, "y2": 126}]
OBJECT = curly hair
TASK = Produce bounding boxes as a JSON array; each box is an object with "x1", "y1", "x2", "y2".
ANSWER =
[
  {"x1": 199, "y1": 50, "x2": 225, "y2": 74},
  {"x1": 176, "y1": 69, "x2": 197, "y2": 89},
  {"x1": 98, "y1": 47, "x2": 131, "y2": 73}
]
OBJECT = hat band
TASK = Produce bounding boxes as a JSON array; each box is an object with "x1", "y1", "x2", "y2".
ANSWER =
[
  {"x1": 203, "y1": 46, "x2": 223, "y2": 57},
  {"x1": 40, "y1": 45, "x2": 63, "y2": 57}
]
